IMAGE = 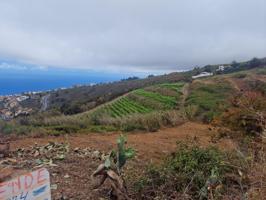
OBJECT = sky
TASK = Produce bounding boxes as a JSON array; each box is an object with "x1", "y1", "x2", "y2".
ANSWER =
[{"x1": 0, "y1": 0, "x2": 265, "y2": 74}]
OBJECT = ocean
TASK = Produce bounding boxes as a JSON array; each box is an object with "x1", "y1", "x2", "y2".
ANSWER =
[{"x1": 0, "y1": 69, "x2": 135, "y2": 95}]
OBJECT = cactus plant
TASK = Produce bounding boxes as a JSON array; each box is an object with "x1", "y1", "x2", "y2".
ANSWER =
[{"x1": 92, "y1": 134, "x2": 135, "y2": 200}]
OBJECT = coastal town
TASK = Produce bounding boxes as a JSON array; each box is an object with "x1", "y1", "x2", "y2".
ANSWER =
[
  {"x1": 0, "y1": 94, "x2": 34, "y2": 120},
  {"x1": 0, "y1": 84, "x2": 91, "y2": 121}
]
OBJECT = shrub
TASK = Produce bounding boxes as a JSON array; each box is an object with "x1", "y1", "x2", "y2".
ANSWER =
[
  {"x1": 134, "y1": 142, "x2": 247, "y2": 199},
  {"x1": 88, "y1": 125, "x2": 118, "y2": 133},
  {"x1": 183, "y1": 105, "x2": 199, "y2": 120},
  {"x1": 0, "y1": 121, "x2": 33, "y2": 135},
  {"x1": 1, "y1": 124, "x2": 14, "y2": 135},
  {"x1": 256, "y1": 67, "x2": 266, "y2": 75},
  {"x1": 233, "y1": 73, "x2": 247, "y2": 79},
  {"x1": 86, "y1": 110, "x2": 183, "y2": 132},
  {"x1": 46, "y1": 124, "x2": 81, "y2": 135},
  {"x1": 120, "y1": 111, "x2": 183, "y2": 132},
  {"x1": 220, "y1": 91, "x2": 266, "y2": 136}
]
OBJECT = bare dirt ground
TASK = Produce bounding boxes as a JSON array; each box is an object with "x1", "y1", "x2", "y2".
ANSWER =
[
  {"x1": 0, "y1": 122, "x2": 237, "y2": 200},
  {"x1": 10, "y1": 122, "x2": 235, "y2": 163}
]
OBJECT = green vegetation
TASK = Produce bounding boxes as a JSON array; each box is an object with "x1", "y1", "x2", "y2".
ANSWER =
[
  {"x1": 133, "y1": 89, "x2": 177, "y2": 109},
  {"x1": 47, "y1": 72, "x2": 187, "y2": 115},
  {"x1": 4, "y1": 63, "x2": 265, "y2": 136},
  {"x1": 5, "y1": 82, "x2": 185, "y2": 135},
  {"x1": 159, "y1": 82, "x2": 185, "y2": 91},
  {"x1": 97, "y1": 97, "x2": 153, "y2": 118},
  {"x1": 256, "y1": 67, "x2": 266, "y2": 75},
  {"x1": 252, "y1": 81, "x2": 266, "y2": 95},
  {"x1": 81, "y1": 82, "x2": 185, "y2": 132},
  {"x1": 92, "y1": 135, "x2": 136, "y2": 199},
  {"x1": 133, "y1": 142, "x2": 248, "y2": 199},
  {"x1": 186, "y1": 82, "x2": 233, "y2": 122},
  {"x1": 232, "y1": 72, "x2": 247, "y2": 79},
  {"x1": 219, "y1": 91, "x2": 266, "y2": 136}
]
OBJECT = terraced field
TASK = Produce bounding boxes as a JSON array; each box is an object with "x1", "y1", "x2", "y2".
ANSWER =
[
  {"x1": 92, "y1": 97, "x2": 153, "y2": 118},
  {"x1": 133, "y1": 89, "x2": 177, "y2": 108},
  {"x1": 90, "y1": 82, "x2": 185, "y2": 119},
  {"x1": 159, "y1": 82, "x2": 185, "y2": 91}
]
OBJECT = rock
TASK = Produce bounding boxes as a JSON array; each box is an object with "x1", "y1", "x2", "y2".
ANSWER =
[
  {"x1": 60, "y1": 195, "x2": 68, "y2": 200},
  {"x1": 51, "y1": 184, "x2": 58, "y2": 190},
  {"x1": 64, "y1": 174, "x2": 70, "y2": 179},
  {"x1": 56, "y1": 154, "x2": 65, "y2": 160},
  {"x1": 34, "y1": 150, "x2": 40, "y2": 157},
  {"x1": 101, "y1": 154, "x2": 108, "y2": 161},
  {"x1": 92, "y1": 150, "x2": 100, "y2": 159}
]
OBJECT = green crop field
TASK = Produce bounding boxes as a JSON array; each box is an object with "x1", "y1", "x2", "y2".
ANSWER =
[
  {"x1": 133, "y1": 89, "x2": 177, "y2": 108},
  {"x1": 91, "y1": 96, "x2": 153, "y2": 118},
  {"x1": 90, "y1": 82, "x2": 185, "y2": 119},
  {"x1": 143, "y1": 82, "x2": 184, "y2": 98},
  {"x1": 158, "y1": 82, "x2": 185, "y2": 91}
]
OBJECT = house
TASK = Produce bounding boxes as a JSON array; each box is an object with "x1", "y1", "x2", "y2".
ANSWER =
[
  {"x1": 216, "y1": 65, "x2": 225, "y2": 72},
  {"x1": 0, "y1": 109, "x2": 13, "y2": 120},
  {"x1": 16, "y1": 95, "x2": 29, "y2": 102},
  {"x1": 192, "y1": 72, "x2": 213, "y2": 79}
]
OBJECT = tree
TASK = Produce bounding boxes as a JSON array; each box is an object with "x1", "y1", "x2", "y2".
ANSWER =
[
  {"x1": 249, "y1": 57, "x2": 261, "y2": 68},
  {"x1": 231, "y1": 61, "x2": 239, "y2": 68},
  {"x1": 147, "y1": 74, "x2": 155, "y2": 78}
]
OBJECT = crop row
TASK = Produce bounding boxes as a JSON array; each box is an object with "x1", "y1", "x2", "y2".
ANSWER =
[
  {"x1": 133, "y1": 89, "x2": 177, "y2": 108},
  {"x1": 158, "y1": 82, "x2": 184, "y2": 91},
  {"x1": 100, "y1": 97, "x2": 153, "y2": 118}
]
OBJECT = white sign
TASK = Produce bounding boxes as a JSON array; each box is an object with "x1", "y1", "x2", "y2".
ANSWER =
[{"x1": 0, "y1": 168, "x2": 51, "y2": 200}]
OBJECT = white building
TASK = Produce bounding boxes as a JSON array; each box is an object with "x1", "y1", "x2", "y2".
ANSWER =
[
  {"x1": 16, "y1": 95, "x2": 29, "y2": 102},
  {"x1": 192, "y1": 72, "x2": 213, "y2": 79},
  {"x1": 216, "y1": 65, "x2": 225, "y2": 72}
]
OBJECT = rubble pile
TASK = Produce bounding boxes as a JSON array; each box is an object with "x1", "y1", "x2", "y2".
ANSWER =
[{"x1": 0, "y1": 142, "x2": 106, "y2": 170}]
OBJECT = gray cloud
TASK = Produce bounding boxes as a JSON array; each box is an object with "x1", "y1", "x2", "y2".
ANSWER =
[{"x1": 0, "y1": 0, "x2": 265, "y2": 73}]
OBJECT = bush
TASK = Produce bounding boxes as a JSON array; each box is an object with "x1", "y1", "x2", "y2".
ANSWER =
[
  {"x1": 134, "y1": 142, "x2": 247, "y2": 199},
  {"x1": 233, "y1": 73, "x2": 247, "y2": 79},
  {"x1": 220, "y1": 91, "x2": 266, "y2": 136},
  {"x1": 0, "y1": 121, "x2": 33, "y2": 135},
  {"x1": 1, "y1": 124, "x2": 14, "y2": 135},
  {"x1": 183, "y1": 105, "x2": 199, "y2": 120},
  {"x1": 46, "y1": 124, "x2": 81, "y2": 135},
  {"x1": 88, "y1": 125, "x2": 118, "y2": 133},
  {"x1": 119, "y1": 111, "x2": 183, "y2": 132}
]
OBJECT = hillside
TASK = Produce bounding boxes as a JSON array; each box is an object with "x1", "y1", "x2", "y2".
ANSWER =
[
  {"x1": 47, "y1": 72, "x2": 190, "y2": 115},
  {"x1": 0, "y1": 57, "x2": 265, "y2": 123},
  {"x1": 1, "y1": 62, "x2": 264, "y2": 136},
  {"x1": 1, "y1": 62, "x2": 266, "y2": 200}
]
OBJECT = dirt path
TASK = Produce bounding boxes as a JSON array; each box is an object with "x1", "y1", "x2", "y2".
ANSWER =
[{"x1": 11, "y1": 122, "x2": 235, "y2": 163}]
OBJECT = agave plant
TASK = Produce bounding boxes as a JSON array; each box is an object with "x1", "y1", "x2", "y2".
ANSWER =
[{"x1": 92, "y1": 134, "x2": 135, "y2": 200}]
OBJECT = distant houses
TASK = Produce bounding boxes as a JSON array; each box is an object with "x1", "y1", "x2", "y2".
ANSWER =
[
  {"x1": 192, "y1": 72, "x2": 213, "y2": 79},
  {"x1": 0, "y1": 95, "x2": 33, "y2": 120}
]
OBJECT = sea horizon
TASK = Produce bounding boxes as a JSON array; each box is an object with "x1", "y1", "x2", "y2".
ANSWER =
[{"x1": 0, "y1": 68, "x2": 149, "y2": 96}]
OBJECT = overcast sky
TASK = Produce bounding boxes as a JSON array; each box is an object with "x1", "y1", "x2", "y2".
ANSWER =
[{"x1": 0, "y1": 0, "x2": 265, "y2": 73}]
